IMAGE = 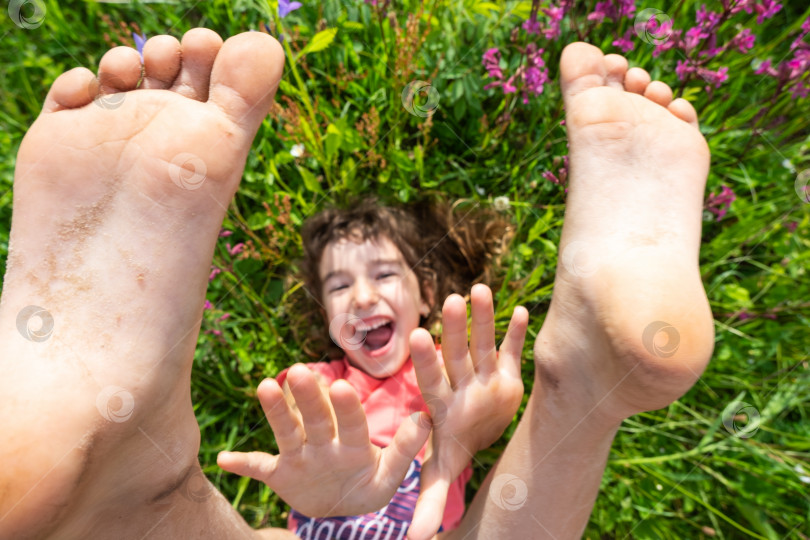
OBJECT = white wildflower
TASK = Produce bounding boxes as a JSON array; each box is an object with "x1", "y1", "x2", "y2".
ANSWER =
[
  {"x1": 493, "y1": 196, "x2": 510, "y2": 212},
  {"x1": 475, "y1": 184, "x2": 486, "y2": 196},
  {"x1": 290, "y1": 144, "x2": 305, "y2": 158}
]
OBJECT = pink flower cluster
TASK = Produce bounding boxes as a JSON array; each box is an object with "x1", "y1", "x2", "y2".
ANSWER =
[
  {"x1": 650, "y1": 1, "x2": 796, "y2": 91},
  {"x1": 523, "y1": 0, "x2": 572, "y2": 40},
  {"x1": 755, "y1": 16, "x2": 810, "y2": 98},
  {"x1": 542, "y1": 155, "x2": 568, "y2": 186},
  {"x1": 587, "y1": 0, "x2": 635, "y2": 24},
  {"x1": 704, "y1": 184, "x2": 736, "y2": 220},
  {"x1": 651, "y1": 2, "x2": 780, "y2": 89},
  {"x1": 483, "y1": 43, "x2": 550, "y2": 104}
]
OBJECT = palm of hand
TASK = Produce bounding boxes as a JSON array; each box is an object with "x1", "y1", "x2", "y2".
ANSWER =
[{"x1": 217, "y1": 365, "x2": 430, "y2": 518}]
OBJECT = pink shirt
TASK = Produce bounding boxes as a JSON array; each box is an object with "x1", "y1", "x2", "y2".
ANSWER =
[{"x1": 276, "y1": 350, "x2": 472, "y2": 537}]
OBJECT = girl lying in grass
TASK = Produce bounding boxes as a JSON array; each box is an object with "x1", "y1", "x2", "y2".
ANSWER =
[{"x1": 219, "y1": 198, "x2": 530, "y2": 539}]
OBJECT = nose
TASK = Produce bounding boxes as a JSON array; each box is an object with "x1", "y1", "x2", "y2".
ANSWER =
[{"x1": 352, "y1": 276, "x2": 379, "y2": 310}]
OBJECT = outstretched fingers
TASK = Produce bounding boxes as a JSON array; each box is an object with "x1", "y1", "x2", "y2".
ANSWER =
[
  {"x1": 285, "y1": 364, "x2": 336, "y2": 446},
  {"x1": 410, "y1": 328, "x2": 451, "y2": 400},
  {"x1": 330, "y1": 380, "x2": 371, "y2": 447},
  {"x1": 257, "y1": 376, "x2": 305, "y2": 454},
  {"x1": 469, "y1": 284, "x2": 496, "y2": 376},
  {"x1": 441, "y1": 294, "x2": 474, "y2": 388},
  {"x1": 498, "y1": 305, "x2": 530, "y2": 378}
]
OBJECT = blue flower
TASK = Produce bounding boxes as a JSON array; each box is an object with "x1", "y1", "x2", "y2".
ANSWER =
[
  {"x1": 278, "y1": 0, "x2": 302, "y2": 19},
  {"x1": 132, "y1": 32, "x2": 147, "y2": 62}
]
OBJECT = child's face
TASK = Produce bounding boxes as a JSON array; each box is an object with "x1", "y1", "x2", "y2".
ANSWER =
[{"x1": 319, "y1": 235, "x2": 430, "y2": 378}]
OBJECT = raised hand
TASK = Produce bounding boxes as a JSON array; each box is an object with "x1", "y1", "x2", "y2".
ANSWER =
[
  {"x1": 217, "y1": 364, "x2": 431, "y2": 517},
  {"x1": 407, "y1": 284, "x2": 529, "y2": 540}
]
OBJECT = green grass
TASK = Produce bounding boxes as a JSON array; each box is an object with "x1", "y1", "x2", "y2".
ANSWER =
[{"x1": 1, "y1": 0, "x2": 809, "y2": 537}]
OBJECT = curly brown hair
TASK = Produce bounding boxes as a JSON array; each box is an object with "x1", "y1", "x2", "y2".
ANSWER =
[{"x1": 287, "y1": 196, "x2": 512, "y2": 360}]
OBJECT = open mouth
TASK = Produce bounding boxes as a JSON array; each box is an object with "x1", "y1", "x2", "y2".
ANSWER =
[{"x1": 360, "y1": 320, "x2": 395, "y2": 352}]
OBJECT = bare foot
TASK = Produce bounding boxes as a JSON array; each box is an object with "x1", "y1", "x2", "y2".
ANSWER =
[
  {"x1": 0, "y1": 29, "x2": 285, "y2": 539},
  {"x1": 535, "y1": 42, "x2": 715, "y2": 422}
]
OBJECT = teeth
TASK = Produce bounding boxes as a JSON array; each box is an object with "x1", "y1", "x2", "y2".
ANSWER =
[{"x1": 355, "y1": 319, "x2": 389, "y2": 332}]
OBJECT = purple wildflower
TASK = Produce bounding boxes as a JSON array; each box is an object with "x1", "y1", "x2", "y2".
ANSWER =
[
  {"x1": 730, "y1": 0, "x2": 755, "y2": 15},
  {"x1": 278, "y1": 0, "x2": 302, "y2": 19},
  {"x1": 612, "y1": 29, "x2": 635, "y2": 53},
  {"x1": 522, "y1": 16, "x2": 541, "y2": 35},
  {"x1": 755, "y1": 0, "x2": 782, "y2": 24},
  {"x1": 704, "y1": 185, "x2": 736, "y2": 219},
  {"x1": 522, "y1": 44, "x2": 550, "y2": 102},
  {"x1": 653, "y1": 28, "x2": 681, "y2": 57},
  {"x1": 676, "y1": 59, "x2": 695, "y2": 80},
  {"x1": 502, "y1": 77, "x2": 518, "y2": 94},
  {"x1": 731, "y1": 28, "x2": 756, "y2": 53},
  {"x1": 542, "y1": 4, "x2": 565, "y2": 39},
  {"x1": 483, "y1": 47, "x2": 503, "y2": 78},
  {"x1": 793, "y1": 79, "x2": 810, "y2": 99},
  {"x1": 132, "y1": 32, "x2": 147, "y2": 62},
  {"x1": 698, "y1": 66, "x2": 728, "y2": 88},
  {"x1": 754, "y1": 59, "x2": 778, "y2": 76},
  {"x1": 696, "y1": 4, "x2": 720, "y2": 28},
  {"x1": 227, "y1": 242, "x2": 245, "y2": 256},
  {"x1": 587, "y1": 1, "x2": 611, "y2": 23},
  {"x1": 684, "y1": 26, "x2": 709, "y2": 51},
  {"x1": 204, "y1": 299, "x2": 213, "y2": 310}
]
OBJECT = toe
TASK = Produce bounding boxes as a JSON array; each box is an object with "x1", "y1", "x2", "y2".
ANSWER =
[
  {"x1": 604, "y1": 54, "x2": 628, "y2": 90},
  {"x1": 42, "y1": 67, "x2": 98, "y2": 113},
  {"x1": 560, "y1": 42, "x2": 606, "y2": 100},
  {"x1": 142, "y1": 35, "x2": 182, "y2": 90},
  {"x1": 668, "y1": 98, "x2": 699, "y2": 128},
  {"x1": 624, "y1": 67, "x2": 651, "y2": 94},
  {"x1": 170, "y1": 28, "x2": 224, "y2": 101},
  {"x1": 98, "y1": 46, "x2": 142, "y2": 94},
  {"x1": 209, "y1": 32, "x2": 285, "y2": 132},
  {"x1": 643, "y1": 80, "x2": 673, "y2": 107}
]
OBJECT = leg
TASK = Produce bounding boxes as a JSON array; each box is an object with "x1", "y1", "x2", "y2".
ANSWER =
[
  {"x1": 446, "y1": 43, "x2": 714, "y2": 538},
  {"x1": 0, "y1": 29, "x2": 295, "y2": 539}
]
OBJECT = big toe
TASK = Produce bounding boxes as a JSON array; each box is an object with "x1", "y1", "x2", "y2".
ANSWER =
[
  {"x1": 560, "y1": 42, "x2": 607, "y2": 101},
  {"x1": 208, "y1": 31, "x2": 285, "y2": 132}
]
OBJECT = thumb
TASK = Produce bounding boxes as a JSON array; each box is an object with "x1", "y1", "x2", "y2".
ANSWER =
[
  {"x1": 378, "y1": 412, "x2": 431, "y2": 487},
  {"x1": 217, "y1": 450, "x2": 279, "y2": 485},
  {"x1": 407, "y1": 457, "x2": 451, "y2": 540}
]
